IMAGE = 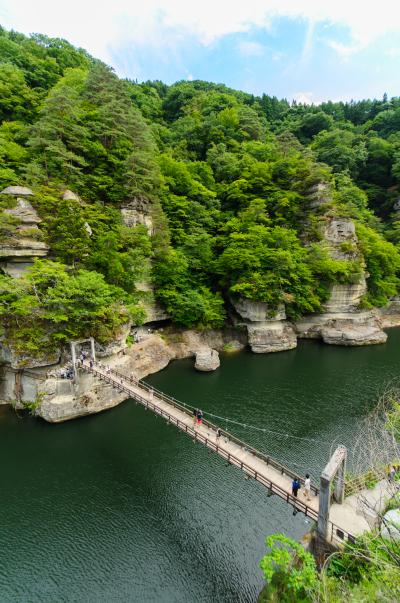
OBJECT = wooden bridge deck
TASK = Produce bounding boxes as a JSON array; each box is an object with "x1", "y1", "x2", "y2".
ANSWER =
[{"x1": 78, "y1": 360, "x2": 369, "y2": 546}]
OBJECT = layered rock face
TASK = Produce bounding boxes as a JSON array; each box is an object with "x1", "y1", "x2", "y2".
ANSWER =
[
  {"x1": 121, "y1": 197, "x2": 153, "y2": 234},
  {"x1": 0, "y1": 196, "x2": 49, "y2": 277},
  {"x1": 296, "y1": 218, "x2": 387, "y2": 346},
  {"x1": 307, "y1": 181, "x2": 333, "y2": 209},
  {"x1": 135, "y1": 278, "x2": 170, "y2": 324},
  {"x1": 231, "y1": 297, "x2": 297, "y2": 353},
  {"x1": 120, "y1": 200, "x2": 169, "y2": 325}
]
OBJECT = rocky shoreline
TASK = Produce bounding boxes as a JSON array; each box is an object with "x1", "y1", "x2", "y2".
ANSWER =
[
  {"x1": 1, "y1": 189, "x2": 400, "y2": 422},
  {"x1": 0, "y1": 306, "x2": 399, "y2": 423}
]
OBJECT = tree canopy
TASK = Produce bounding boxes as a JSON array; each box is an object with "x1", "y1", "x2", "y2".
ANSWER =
[{"x1": 1, "y1": 26, "x2": 400, "y2": 346}]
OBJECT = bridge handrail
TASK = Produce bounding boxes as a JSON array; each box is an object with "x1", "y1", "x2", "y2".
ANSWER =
[
  {"x1": 80, "y1": 363, "x2": 357, "y2": 543},
  {"x1": 85, "y1": 362, "x2": 319, "y2": 494},
  {"x1": 329, "y1": 520, "x2": 356, "y2": 545}
]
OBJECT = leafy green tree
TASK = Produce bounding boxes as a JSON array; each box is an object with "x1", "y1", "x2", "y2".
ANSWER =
[
  {"x1": 217, "y1": 205, "x2": 322, "y2": 318},
  {"x1": 27, "y1": 68, "x2": 88, "y2": 184},
  {"x1": 40, "y1": 198, "x2": 91, "y2": 265},
  {"x1": 295, "y1": 110, "x2": 334, "y2": 143},
  {"x1": 259, "y1": 534, "x2": 317, "y2": 602},
  {"x1": 356, "y1": 223, "x2": 400, "y2": 306},
  {"x1": 0, "y1": 63, "x2": 38, "y2": 122},
  {"x1": 88, "y1": 225, "x2": 152, "y2": 292},
  {"x1": 312, "y1": 129, "x2": 367, "y2": 178},
  {"x1": 0, "y1": 121, "x2": 28, "y2": 187},
  {"x1": 153, "y1": 248, "x2": 225, "y2": 328},
  {"x1": 82, "y1": 63, "x2": 160, "y2": 203},
  {"x1": 0, "y1": 260, "x2": 144, "y2": 356}
]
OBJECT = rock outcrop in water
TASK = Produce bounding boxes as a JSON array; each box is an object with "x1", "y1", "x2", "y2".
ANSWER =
[
  {"x1": 230, "y1": 297, "x2": 297, "y2": 353},
  {"x1": 194, "y1": 347, "x2": 220, "y2": 371}
]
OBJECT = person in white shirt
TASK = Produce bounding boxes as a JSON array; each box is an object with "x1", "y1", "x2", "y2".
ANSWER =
[{"x1": 303, "y1": 474, "x2": 311, "y2": 501}]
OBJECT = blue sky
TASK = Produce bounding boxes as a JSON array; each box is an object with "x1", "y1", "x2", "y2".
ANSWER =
[{"x1": 1, "y1": 0, "x2": 400, "y2": 103}]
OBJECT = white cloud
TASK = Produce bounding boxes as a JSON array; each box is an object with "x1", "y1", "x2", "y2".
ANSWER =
[
  {"x1": 327, "y1": 39, "x2": 368, "y2": 60},
  {"x1": 1, "y1": 0, "x2": 400, "y2": 65},
  {"x1": 238, "y1": 41, "x2": 266, "y2": 57}
]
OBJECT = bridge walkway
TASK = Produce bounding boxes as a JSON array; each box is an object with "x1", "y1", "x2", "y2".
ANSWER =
[{"x1": 79, "y1": 360, "x2": 358, "y2": 545}]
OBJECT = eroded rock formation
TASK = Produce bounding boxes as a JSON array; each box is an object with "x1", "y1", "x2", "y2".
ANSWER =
[
  {"x1": 121, "y1": 197, "x2": 153, "y2": 234},
  {"x1": 231, "y1": 297, "x2": 297, "y2": 353},
  {"x1": 194, "y1": 348, "x2": 220, "y2": 371},
  {"x1": 296, "y1": 217, "x2": 387, "y2": 346},
  {"x1": 0, "y1": 197, "x2": 49, "y2": 277},
  {"x1": 379, "y1": 297, "x2": 400, "y2": 328}
]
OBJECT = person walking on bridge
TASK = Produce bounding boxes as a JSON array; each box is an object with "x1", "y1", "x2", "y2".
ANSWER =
[
  {"x1": 303, "y1": 474, "x2": 311, "y2": 501},
  {"x1": 197, "y1": 409, "x2": 203, "y2": 426},
  {"x1": 292, "y1": 478, "x2": 300, "y2": 498}
]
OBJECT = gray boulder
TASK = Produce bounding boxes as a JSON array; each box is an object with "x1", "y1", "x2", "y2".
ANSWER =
[
  {"x1": 62, "y1": 189, "x2": 80, "y2": 201},
  {"x1": 0, "y1": 186, "x2": 33, "y2": 196},
  {"x1": 4, "y1": 198, "x2": 41, "y2": 224},
  {"x1": 194, "y1": 348, "x2": 220, "y2": 371},
  {"x1": 231, "y1": 296, "x2": 285, "y2": 322}
]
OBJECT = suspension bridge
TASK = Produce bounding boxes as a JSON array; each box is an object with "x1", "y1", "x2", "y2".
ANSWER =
[{"x1": 71, "y1": 338, "x2": 391, "y2": 547}]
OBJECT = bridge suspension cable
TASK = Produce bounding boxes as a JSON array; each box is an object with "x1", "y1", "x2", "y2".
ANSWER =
[{"x1": 138, "y1": 385, "x2": 335, "y2": 446}]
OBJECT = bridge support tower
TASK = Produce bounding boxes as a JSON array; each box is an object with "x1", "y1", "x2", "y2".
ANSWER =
[
  {"x1": 70, "y1": 337, "x2": 96, "y2": 381},
  {"x1": 317, "y1": 445, "x2": 347, "y2": 541}
]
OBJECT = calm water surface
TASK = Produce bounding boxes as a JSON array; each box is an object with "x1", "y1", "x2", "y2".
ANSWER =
[{"x1": 1, "y1": 331, "x2": 400, "y2": 602}]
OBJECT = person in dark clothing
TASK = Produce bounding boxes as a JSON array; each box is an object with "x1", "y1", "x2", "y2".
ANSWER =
[
  {"x1": 292, "y1": 478, "x2": 301, "y2": 498},
  {"x1": 197, "y1": 409, "x2": 203, "y2": 426},
  {"x1": 216, "y1": 428, "x2": 221, "y2": 439}
]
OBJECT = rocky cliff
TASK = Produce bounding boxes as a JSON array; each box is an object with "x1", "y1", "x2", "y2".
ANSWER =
[
  {"x1": 230, "y1": 297, "x2": 297, "y2": 353},
  {"x1": 0, "y1": 189, "x2": 49, "y2": 277},
  {"x1": 296, "y1": 217, "x2": 387, "y2": 346},
  {"x1": 1, "y1": 182, "x2": 399, "y2": 424},
  {"x1": 120, "y1": 196, "x2": 154, "y2": 234}
]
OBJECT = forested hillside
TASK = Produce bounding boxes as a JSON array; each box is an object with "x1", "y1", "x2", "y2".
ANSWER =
[{"x1": 1, "y1": 26, "x2": 400, "y2": 353}]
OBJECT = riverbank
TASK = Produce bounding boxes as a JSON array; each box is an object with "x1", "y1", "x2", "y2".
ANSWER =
[
  {"x1": 1, "y1": 308, "x2": 400, "y2": 422},
  {"x1": 0, "y1": 326, "x2": 247, "y2": 421}
]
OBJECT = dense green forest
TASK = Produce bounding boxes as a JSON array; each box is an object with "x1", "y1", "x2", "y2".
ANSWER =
[{"x1": 1, "y1": 26, "x2": 400, "y2": 354}]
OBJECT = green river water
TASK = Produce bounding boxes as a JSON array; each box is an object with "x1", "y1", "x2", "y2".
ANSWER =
[{"x1": 1, "y1": 330, "x2": 400, "y2": 602}]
